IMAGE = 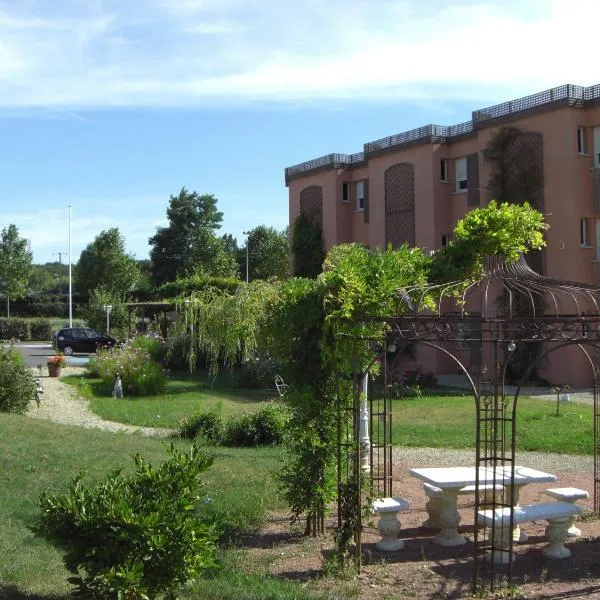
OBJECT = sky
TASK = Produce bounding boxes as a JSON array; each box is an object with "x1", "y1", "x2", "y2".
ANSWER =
[{"x1": 1, "y1": 0, "x2": 599, "y2": 264}]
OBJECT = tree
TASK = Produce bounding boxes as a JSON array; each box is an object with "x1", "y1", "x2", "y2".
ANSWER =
[
  {"x1": 220, "y1": 233, "x2": 238, "y2": 257},
  {"x1": 0, "y1": 224, "x2": 33, "y2": 317},
  {"x1": 149, "y1": 188, "x2": 225, "y2": 286},
  {"x1": 29, "y1": 262, "x2": 69, "y2": 294},
  {"x1": 291, "y1": 214, "x2": 324, "y2": 278},
  {"x1": 76, "y1": 228, "x2": 140, "y2": 298},
  {"x1": 242, "y1": 226, "x2": 290, "y2": 281}
]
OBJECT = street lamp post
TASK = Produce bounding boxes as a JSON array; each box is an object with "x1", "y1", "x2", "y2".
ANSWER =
[
  {"x1": 103, "y1": 304, "x2": 113, "y2": 333},
  {"x1": 243, "y1": 231, "x2": 250, "y2": 283},
  {"x1": 184, "y1": 298, "x2": 193, "y2": 333}
]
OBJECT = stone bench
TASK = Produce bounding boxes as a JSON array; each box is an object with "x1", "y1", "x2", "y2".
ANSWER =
[
  {"x1": 422, "y1": 482, "x2": 504, "y2": 528},
  {"x1": 543, "y1": 487, "x2": 589, "y2": 537},
  {"x1": 372, "y1": 497, "x2": 410, "y2": 551},
  {"x1": 478, "y1": 501, "x2": 582, "y2": 563}
]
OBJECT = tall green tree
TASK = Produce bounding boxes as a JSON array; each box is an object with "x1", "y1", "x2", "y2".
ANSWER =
[
  {"x1": 149, "y1": 188, "x2": 225, "y2": 286},
  {"x1": 0, "y1": 224, "x2": 33, "y2": 317},
  {"x1": 76, "y1": 228, "x2": 140, "y2": 298},
  {"x1": 241, "y1": 226, "x2": 290, "y2": 281}
]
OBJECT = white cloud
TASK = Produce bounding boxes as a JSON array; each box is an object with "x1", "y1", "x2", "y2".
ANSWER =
[
  {"x1": 3, "y1": 197, "x2": 168, "y2": 263},
  {"x1": 0, "y1": 0, "x2": 598, "y2": 109}
]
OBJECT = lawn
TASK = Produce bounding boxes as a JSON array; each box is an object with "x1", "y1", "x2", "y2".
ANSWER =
[
  {"x1": 63, "y1": 370, "x2": 593, "y2": 455},
  {"x1": 62, "y1": 369, "x2": 276, "y2": 429},
  {"x1": 0, "y1": 412, "x2": 289, "y2": 598},
  {"x1": 390, "y1": 394, "x2": 593, "y2": 455}
]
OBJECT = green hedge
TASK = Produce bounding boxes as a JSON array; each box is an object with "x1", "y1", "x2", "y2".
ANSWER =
[
  {"x1": 9, "y1": 294, "x2": 86, "y2": 318},
  {"x1": 0, "y1": 317, "x2": 56, "y2": 341},
  {"x1": 0, "y1": 318, "x2": 29, "y2": 341},
  {"x1": 158, "y1": 275, "x2": 241, "y2": 299},
  {"x1": 29, "y1": 318, "x2": 54, "y2": 341}
]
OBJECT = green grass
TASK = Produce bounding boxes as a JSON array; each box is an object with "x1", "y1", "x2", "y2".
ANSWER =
[
  {"x1": 389, "y1": 394, "x2": 593, "y2": 455},
  {"x1": 64, "y1": 371, "x2": 594, "y2": 455},
  {"x1": 0, "y1": 412, "x2": 285, "y2": 598},
  {"x1": 62, "y1": 370, "x2": 275, "y2": 428}
]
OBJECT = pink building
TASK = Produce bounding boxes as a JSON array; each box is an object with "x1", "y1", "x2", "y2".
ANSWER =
[{"x1": 285, "y1": 83, "x2": 600, "y2": 386}]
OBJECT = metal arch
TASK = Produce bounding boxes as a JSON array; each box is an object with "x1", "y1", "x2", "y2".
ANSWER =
[
  {"x1": 510, "y1": 338, "x2": 600, "y2": 512},
  {"x1": 386, "y1": 337, "x2": 479, "y2": 402}
]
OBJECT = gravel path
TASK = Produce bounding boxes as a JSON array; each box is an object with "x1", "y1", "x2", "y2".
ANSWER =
[
  {"x1": 26, "y1": 367, "x2": 174, "y2": 438},
  {"x1": 392, "y1": 446, "x2": 593, "y2": 473}
]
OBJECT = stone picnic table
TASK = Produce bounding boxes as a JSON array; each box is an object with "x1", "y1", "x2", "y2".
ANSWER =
[{"x1": 409, "y1": 465, "x2": 557, "y2": 546}]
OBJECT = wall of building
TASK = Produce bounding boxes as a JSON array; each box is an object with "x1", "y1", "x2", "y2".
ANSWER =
[{"x1": 286, "y1": 94, "x2": 600, "y2": 387}]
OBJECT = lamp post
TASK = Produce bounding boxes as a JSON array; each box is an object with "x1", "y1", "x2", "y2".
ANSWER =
[
  {"x1": 184, "y1": 298, "x2": 193, "y2": 333},
  {"x1": 103, "y1": 304, "x2": 113, "y2": 333},
  {"x1": 243, "y1": 230, "x2": 250, "y2": 283}
]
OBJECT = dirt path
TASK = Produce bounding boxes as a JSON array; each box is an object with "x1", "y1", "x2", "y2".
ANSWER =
[{"x1": 26, "y1": 367, "x2": 174, "y2": 438}]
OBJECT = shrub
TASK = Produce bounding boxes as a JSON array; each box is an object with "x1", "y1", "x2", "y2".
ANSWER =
[
  {"x1": 29, "y1": 318, "x2": 54, "y2": 340},
  {"x1": 223, "y1": 403, "x2": 289, "y2": 447},
  {"x1": 88, "y1": 341, "x2": 167, "y2": 396},
  {"x1": 33, "y1": 444, "x2": 218, "y2": 600},
  {"x1": 237, "y1": 353, "x2": 278, "y2": 389},
  {"x1": 127, "y1": 333, "x2": 168, "y2": 364},
  {"x1": 0, "y1": 317, "x2": 29, "y2": 341},
  {"x1": 179, "y1": 409, "x2": 224, "y2": 442},
  {"x1": 0, "y1": 345, "x2": 36, "y2": 413}
]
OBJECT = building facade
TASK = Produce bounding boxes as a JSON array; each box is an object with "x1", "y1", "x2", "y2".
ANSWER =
[{"x1": 285, "y1": 83, "x2": 600, "y2": 386}]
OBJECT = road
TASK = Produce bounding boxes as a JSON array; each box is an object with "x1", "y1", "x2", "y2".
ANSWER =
[{"x1": 11, "y1": 343, "x2": 90, "y2": 369}]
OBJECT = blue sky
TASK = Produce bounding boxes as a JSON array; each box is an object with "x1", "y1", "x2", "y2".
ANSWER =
[{"x1": 1, "y1": 0, "x2": 599, "y2": 264}]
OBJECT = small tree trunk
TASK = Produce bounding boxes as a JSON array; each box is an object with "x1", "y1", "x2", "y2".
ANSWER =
[{"x1": 304, "y1": 515, "x2": 312, "y2": 536}]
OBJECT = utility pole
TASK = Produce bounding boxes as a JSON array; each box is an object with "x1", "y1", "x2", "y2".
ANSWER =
[
  {"x1": 243, "y1": 230, "x2": 250, "y2": 283},
  {"x1": 52, "y1": 251, "x2": 67, "y2": 294}
]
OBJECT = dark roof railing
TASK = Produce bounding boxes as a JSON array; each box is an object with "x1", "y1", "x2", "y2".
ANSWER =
[{"x1": 285, "y1": 83, "x2": 600, "y2": 185}]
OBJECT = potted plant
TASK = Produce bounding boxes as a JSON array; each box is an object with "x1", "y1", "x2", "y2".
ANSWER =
[{"x1": 47, "y1": 354, "x2": 67, "y2": 378}]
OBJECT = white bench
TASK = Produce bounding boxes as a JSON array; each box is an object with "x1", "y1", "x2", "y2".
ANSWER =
[
  {"x1": 543, "y1": 487, "x2": 588, "y2": 537},
  {"x1": 422, "y1": 482, "x2": 504, "y2": 528},
  {"x1": 372, "y1": 497, "x2": 410, "y2": 551},
  {"x1": 478, "y1": 501, "x2": 582, "y2": 563}
]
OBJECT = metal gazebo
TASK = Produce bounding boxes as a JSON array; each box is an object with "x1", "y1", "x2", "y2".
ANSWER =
[{"x1": 337, "y1": 255, "x2": 600, "y2": 592}]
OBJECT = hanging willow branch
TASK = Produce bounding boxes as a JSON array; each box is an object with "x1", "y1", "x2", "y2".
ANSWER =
[{"x1": 171, "y1": 280, "x2": 281, "y2": 375}]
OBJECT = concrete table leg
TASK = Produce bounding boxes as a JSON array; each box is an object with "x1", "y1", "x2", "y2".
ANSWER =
[{"x1": 432, "y1": 489, "x2": 466, "y2": 547}]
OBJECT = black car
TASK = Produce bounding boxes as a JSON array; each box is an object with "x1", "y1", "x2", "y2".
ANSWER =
[{"x1": 54, "y1": 327, "x2": 117, "y2": 355}]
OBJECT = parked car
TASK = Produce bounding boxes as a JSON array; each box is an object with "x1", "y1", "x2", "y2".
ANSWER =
[{"x1": 53, "y1": 327, "x2": 117, "y2": 355}]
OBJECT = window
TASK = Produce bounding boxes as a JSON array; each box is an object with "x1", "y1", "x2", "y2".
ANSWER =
[
  {"x1": 355, "y1": 180, "x2": 365, "y2": 211},
  {"x1": 441, "y1": 234, "x2": 450, "y2": 247},
  {"x1": 440, "y1": 159, "x2": 448, "y2": 182},
  {"x1": 342, "y1": 182, "x2": 350, "y2": 203},
  {"x1": 580, "y1": 217, "x2": 590, "y2": 247},
  {"x1": 578, "y1": 127, "x2": 585, "y2": 154},
  {"x1": 455, "y1": 157, "x2": 467, "y2": 192}
]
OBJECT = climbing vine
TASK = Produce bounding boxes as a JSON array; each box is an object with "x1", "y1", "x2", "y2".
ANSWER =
[
  {"x1": 171, "y1": 201, "x2": 549, "y2": 562},
  {"x1": 291, "y1": 213, "x2": 325, "y2": 278}
]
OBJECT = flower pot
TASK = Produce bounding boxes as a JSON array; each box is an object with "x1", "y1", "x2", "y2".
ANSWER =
[{"x1": 48, "y1": 363, "x2": 62, "y2": 378}]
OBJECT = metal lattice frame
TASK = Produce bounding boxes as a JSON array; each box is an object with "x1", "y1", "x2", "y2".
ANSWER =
[
  {"x1": 299, "y1": 185, "x2": 323, "y2": 227},
  {"x1": 385, "y1": 163, "x2": 415, "y2": 248},
  {"x1": 337, "y1": 255, "x2": 600, "y2": 592}
]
